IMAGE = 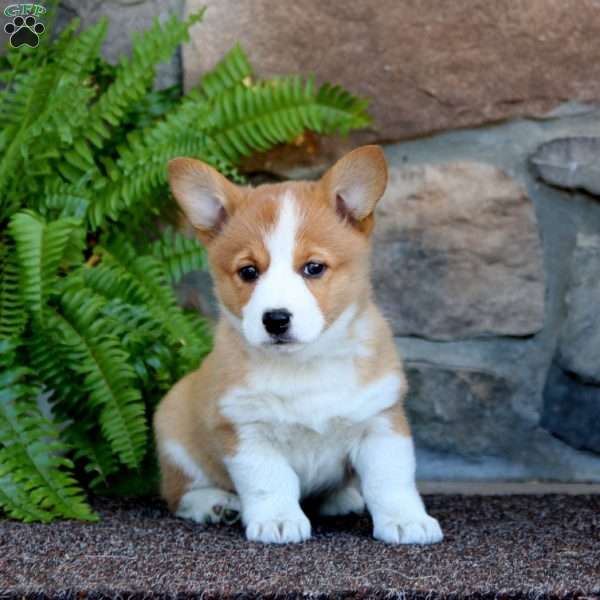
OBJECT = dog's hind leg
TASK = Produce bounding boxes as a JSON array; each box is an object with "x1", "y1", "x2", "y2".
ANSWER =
[
  {"x1": 158, "y1": 440, "x2": 241, "y2": 525},
  {"x1": 319, "y1": 479, "x2": 365, "y2": 516},
  {"x1": 177, "y1": 487, "x2": 241, "y2": 525}
]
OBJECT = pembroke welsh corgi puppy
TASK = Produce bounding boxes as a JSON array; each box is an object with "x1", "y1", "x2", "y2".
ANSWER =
[{"x1": 153, "y1": 146, "x2": 443, "y2": 545}]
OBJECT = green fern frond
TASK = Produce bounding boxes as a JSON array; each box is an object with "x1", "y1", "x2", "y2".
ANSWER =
[
  {"x1": 200, "y1": 44, "x2": 253, "y2": 99},
  {"x1": 205, "y1": 76, "x2": 371, "y2": 164},
  {"x1": 8, "y1": 212, "x2": 83, "y2": 317},
  {"x1": 1, "y1": 42, "x2": 42, "y2": 83},
  {"x1": 0, "y1": 70, "x2": 38, "y2": 128},
  {"x1": 87, "y1": 88, "x2": 216, "y2": 227},
  {"x1": 28, "y1": 320, "x2": 84, "y2": 412},
  {"x1": 77, "y1": 267, "x2": 190, "y2": 387},
  {"x1": 99, "y1": 299, "x2": 180, "y2": 390},
  {"x1": 99, "y1": 240, "x2": 211, "y2": 366},
  {"x1": 0, "y1": 339, "x2": 97, "y2": 522},
  {"x1": 88, "y1": 131, "x2": 214, "y2": 227},
  {"x1": 86, "y1": 44, "x2": 257, "y2": 227},
  {"x1": 27, "y1": 78, "x2": 97, "y2": 163},
  {"x1": 316, "y1": 82, "x2": 372, "y2": 133},
  {"x1": 84, "y1": 11, "x2": 205, "y2": 149},
  {"x1": 0, "y1": 471, "x2": 55, "y2": 523},
  {"x1": 68, "y1": 425, "x2": 120, "y2": 489},
  {"x1": 81, "y1": 263, "x2": 146, "y2": 307},
  {"x1": 44, "y1": 17, "x2": 81, "y2": 66},
  {"x1": 0, "y1": 67, "x2": 61, "y2": 214},
  {"x1": 26, "y1": 320, "x2": 118, "y2": 488},
  {"x1": 0, "y1": 240, "x2": 25, "y2": 339},
  {"x1": 151, "y1": 227, "x2": 207, "y2": 284},
  {"x1": 1, "y1": 21, "x2": 105, "y2": 193},
  {"x1": 22, "y1": 20, "x2": 108, "y2": 153},
  {"x1": 49, "y1": 291, "x2": 148, "y2": 470},
  {"x1": 53, "y1": 18, "x2": 108, "y2": 80}
]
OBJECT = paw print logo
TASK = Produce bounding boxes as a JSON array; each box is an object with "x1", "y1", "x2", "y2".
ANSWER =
[{"x1": 4, "y1": 15, "x2": 45, "y2": 48}]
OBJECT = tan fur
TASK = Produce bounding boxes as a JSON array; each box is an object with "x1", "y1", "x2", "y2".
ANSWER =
[
  {"x1": 209, "y1": 189, "x2": 279, "y2": 316},
  {"x1": 155, "y1": 145, "x2": 412, "y2": 512},
  {"x1": 155, "y1": 456, "x2": 188, "y2": 513},
  {"x1": 168, "y1": 158, "x2": 244, "y2": 244},
  {"x1": 352, "y1": 304, "x2": 410, "y2": 437},
  {"x1": 292, "y1": 182, "x2": 372, "y2": 325},
  {"x1": 153, "y1": 320, "x2": 246, "y2": 509}
]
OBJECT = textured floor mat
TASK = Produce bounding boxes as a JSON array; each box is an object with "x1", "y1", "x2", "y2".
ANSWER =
[{"x1": 1, "y1": 494, "x2": 599, "y2": 599}]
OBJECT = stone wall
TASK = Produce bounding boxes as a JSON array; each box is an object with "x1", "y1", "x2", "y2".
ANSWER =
[
  {"x1": 382, "y1": 118, "x2": 600, "y2": 481},
  {"x1": 61, "y1": 0, "x2": 600, "y2": 481}
]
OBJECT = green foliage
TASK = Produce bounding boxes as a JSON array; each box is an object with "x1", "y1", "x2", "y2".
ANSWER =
[
  {"x1": 0, "y1": 339, "x2": 97, "y2": 522},
  {"x1": 0, "y1": 10, "x2": 370, "y2": 522},
  {"x1": 152, "y1": 226, "x2": 207, "y2": 284}
]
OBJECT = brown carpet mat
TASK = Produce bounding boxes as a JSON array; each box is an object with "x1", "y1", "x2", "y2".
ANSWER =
[{"x1": 1, "y1": 495, "x2": 599, "y2": 600}]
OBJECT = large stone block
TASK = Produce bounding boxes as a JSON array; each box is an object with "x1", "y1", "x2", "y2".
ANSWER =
[
  {"x1": 405, "y1": 362, "x2": 518, "y2": 456},
  {"x1": 373, "y1": 162, "x2": 545, "y2": 340},
  {"x1": 184, "y1": 0, "x2": 600, "y2": 142},
  {"x1": 557, "y1": 234, "x2": 600, "y2": 384},
  {"x1": 541, "y1": 363, "x2": 600, "y2": 454}
]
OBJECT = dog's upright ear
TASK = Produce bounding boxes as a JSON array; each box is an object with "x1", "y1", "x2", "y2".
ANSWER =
[
  {"x1": 321, "y1": 145, "x2": 388, "y2": 235},
  {"x1": 168, "y1": 157, "x2": 242, "y2": 244}
]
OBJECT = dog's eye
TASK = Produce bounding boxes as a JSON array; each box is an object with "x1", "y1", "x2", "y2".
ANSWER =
[
  {"x1": 302, "y1": 262, "x2": 326, "y2": 278},
  {"x1": 238, "y1": 265, "x2": 259, "y2": 282}
]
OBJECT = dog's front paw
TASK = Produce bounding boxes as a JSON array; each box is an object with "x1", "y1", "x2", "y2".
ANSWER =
[
  {"x1": 246, "y1": 513, "x2": 311, "y2": 544},
  {"x1": 373, "y1": 514, "x2": 443, "y2": 545}
]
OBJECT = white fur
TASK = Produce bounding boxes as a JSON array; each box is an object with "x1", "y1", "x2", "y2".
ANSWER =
[
  {"x1": 241, "y1": 192, "x2": 325, "y2": 347},
  {"x1": 225, "y1": 435, "x2": 311, "y2": 543},
  {"x1": 162, "y1": 440, "x2": 210, "y2": 487},
  {"x1": 177, "y1": 179, "x2": 224, "y2": 230},
  {"x1": 220, "y1": 301, "x2": 433, "y2": 545},
  {"x1": 164, "y1": 440, "x2": 241, "y2": 525},
  {"x1": 319, "y1": 483, "x2": 365, "y2": 516},
  {"x1": 177, "y1": 488, "x2": 240, "y2": 524},
  {"x1": 351, "y1": 418, "x2": 443, "y2": 544},
  {"x1": 339, "y1": 183, "x2": 370, "y2": 219},
  {"x1": 220, "y1": 305, "x2": 405, "y2": 433}
]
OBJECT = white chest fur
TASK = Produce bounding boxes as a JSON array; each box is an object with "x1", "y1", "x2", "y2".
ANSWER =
[{"x1": 219, "y1": 350, "x2": 402, "y2": 496}]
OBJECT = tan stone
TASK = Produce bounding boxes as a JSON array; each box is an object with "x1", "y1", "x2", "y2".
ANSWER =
[
  {"x1": 184, "y1": 0, "x2": 600, "y2": 142},
  {"x1": 373, "y1": 162, "x2": 545, "y2": 339}
]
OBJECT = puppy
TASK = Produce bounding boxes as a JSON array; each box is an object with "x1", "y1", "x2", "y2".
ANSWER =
[{"x1": 153, "y1": 146, "x2": 443, "y2": 545}]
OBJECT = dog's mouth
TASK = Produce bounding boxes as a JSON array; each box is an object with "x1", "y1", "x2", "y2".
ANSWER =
[{"x1": 263, "y1": 335, "x2": 301, "y2": 350}]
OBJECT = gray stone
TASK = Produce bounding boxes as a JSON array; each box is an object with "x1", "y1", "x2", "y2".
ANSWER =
[
  {"x1": 386, "y1": 115, "x2": 600, "y2": 481},
  {"x1": 405, "y1": 362, "x2": 518, "y2": 456},
  {"x1": 530, "y1": 137, "x2": 600, "y2": 196},
  {"x1": 373, "y1": 162, "x2": 545, "y2": 340},
  {"x1": 557, "y1": 234, "x2": 600, "y2": 384},
  {"x1": 184, "y1": 0, "x2": 600, "y2": 143},
  {"x1": 56, "y1": 0, "x2": 184, "y2": 89},
  {"x1": 541, "y1": 363, "x2": 600, "y2": 454}
]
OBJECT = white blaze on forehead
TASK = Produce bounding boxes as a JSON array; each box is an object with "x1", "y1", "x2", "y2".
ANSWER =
[
  {"x1": 265, "y1": 190, "x2": 299, "y2": 267},
  {"x1": 240, "y1": 191, "x2": 326, "y2": 347}
]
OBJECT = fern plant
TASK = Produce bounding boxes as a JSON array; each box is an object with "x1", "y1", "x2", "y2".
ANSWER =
[{"x1": 0, "y1": 10, "x2": 371, "y2": 522}]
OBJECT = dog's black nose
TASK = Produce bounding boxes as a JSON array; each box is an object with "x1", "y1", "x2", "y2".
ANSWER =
[{"x1": 262, "y1": 309, "x2": 292, "y2": 336}]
